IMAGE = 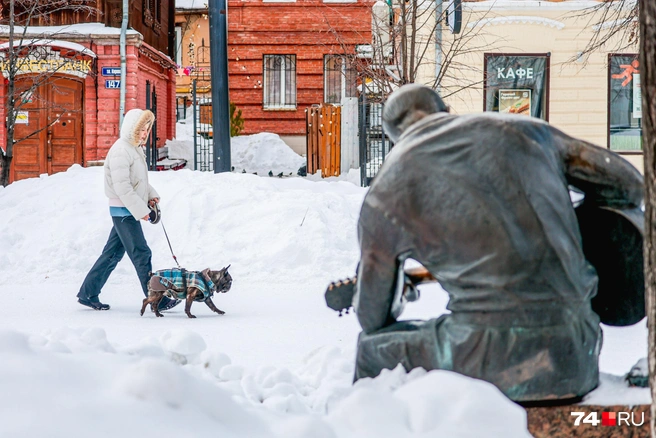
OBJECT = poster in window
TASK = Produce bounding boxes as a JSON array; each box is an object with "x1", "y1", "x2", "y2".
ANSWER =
[
  {"x1": 484, "y1": 55, "x2": 548, "y2": 120},
  {"x1": 609, "y1": 55, "x2": 641, "y2": 151},
  {"x1": 498, "y1": 89, "x2": 531, "y2": 116}
]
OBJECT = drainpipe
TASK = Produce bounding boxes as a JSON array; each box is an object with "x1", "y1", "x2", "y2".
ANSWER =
[
  {"x1": 435, "y1": 0, "x2": 442, "y2": 92},
  {"x1": 119, "y1": 0, "x2": 128, "y2": 127}
]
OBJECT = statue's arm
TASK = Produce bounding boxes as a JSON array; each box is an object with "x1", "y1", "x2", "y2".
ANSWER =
[
  {"x1": 554, "y1": 129, "x2": 643, "y2": 208},
  {"x1": 354, "y1": 204, "x2": 409, "y2": 334}
]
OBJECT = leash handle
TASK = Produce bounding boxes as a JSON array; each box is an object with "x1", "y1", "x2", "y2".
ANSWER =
[{"x1": 160, "y1": 220, "x2": 181, "y2": 268}]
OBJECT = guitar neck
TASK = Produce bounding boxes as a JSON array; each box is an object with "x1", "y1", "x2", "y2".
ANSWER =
[{"x1": 325, "y1": 266, "x2": 437, "y2": 315}]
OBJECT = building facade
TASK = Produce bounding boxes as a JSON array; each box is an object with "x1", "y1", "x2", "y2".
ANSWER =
[
  {"x1": 434, "y1": 0, "x2": 642, "y2": 171},
  {"x1": 0, "y1": 0, "x2": 177, "y2": 183},
  {"x1": 174, "y1": 0, "x2": 372, "y2": 154},
  {"x1": 174, "y1": 3, "x2": 211, "y2": 105}
]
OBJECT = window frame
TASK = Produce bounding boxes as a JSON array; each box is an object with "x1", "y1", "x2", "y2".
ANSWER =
[
  {"x1": 607, "y1": 53, "x2": 642, "y2": 154},
  {"x1": 174, "y1": 26, "x2": 182, "y2": 67},
  {"x1": 323, "y1": 55, "x2": 358, "y2": 104},
  {"x1": 263, "y1": 54, "x2": 297, "y2": 110}
]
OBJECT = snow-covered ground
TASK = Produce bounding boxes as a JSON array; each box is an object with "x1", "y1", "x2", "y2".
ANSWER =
[{"x1": 0, "y1": 132, "x2": 649, "y2": 437}]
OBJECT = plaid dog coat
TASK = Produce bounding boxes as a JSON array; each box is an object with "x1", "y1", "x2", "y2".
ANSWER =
[{"x1": 149, "y1": 268, "x2": 216, "y2": 302}]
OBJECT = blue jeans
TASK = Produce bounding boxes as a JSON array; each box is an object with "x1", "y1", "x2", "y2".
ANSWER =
[{"x1": 78, "y1": 215, "x2": 152, "y2": 302}]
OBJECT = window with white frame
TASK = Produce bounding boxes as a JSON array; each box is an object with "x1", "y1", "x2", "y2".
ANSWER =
[
  {"x1": 324, "y1": 55, "x2": 357, "y2": 104},
  {"x1": 263, "y1": 55, "x2": 297, "y2": 109},
  {"x1": 174, "y1": 26, "x2": 182, "y2": 67}
]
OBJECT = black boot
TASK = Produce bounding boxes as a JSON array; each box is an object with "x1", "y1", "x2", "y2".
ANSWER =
[{"x1": 78, "y1": 297, "x2": 111, "y2": 311}]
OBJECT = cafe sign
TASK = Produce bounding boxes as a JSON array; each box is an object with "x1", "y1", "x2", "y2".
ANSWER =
[
  {"x1": 497, "y1": 67, "x2": 534, "y2": 80},
  {"x1": 0, "y1": 49, "x2": 93, "y2": 78}
]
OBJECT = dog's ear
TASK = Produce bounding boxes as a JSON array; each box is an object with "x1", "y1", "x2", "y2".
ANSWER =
[{"x1": 224, "y1": 264, "x2": 231, "y2": 271}]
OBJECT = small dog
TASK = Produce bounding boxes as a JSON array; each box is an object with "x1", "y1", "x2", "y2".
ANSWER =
[{"x1": 141, "y1": 266, "x2": 232, "y2": 318}]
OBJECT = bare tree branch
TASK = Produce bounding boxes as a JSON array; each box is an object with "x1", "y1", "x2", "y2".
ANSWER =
[{"x1": 573, "y1": 0, "x2": 639, "y2": 62}]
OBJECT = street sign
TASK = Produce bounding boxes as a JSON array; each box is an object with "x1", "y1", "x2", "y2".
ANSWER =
[
  {"x1": 101, "y1": 66, "x2": 121, "y2": 76},
  {"x1": 105, "y1": 80, "x2": 121, "y2": 89}
]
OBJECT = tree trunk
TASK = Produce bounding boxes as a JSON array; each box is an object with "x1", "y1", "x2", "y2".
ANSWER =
[
  {"x1": 2, "y1": 59, "x2": 15, "y2": 187},
  {"x1": 640, "y1": 0, "x2": 656, "y2": 436},
  {"x1": 1, "y1": 0, "x2": 15, "y2": 187},
  {"x1": 0, "y1": 155, "x2": 11, "y2": 187}
]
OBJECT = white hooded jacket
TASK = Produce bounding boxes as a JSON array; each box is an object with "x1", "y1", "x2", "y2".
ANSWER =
[{"x1": 104, "y1": 109, "x2": 160, "y2": 220}]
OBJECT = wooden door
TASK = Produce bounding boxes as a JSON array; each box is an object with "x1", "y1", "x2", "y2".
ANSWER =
[
  {"x1": 11, "y1": 78, "x2": 47, "y2": 181},
  {"x1": 47, "y1": 77, "x2": 84, "y2": 175},
  {"x1": 10, "y1": 76, "x2": 84, "y2": 182}
]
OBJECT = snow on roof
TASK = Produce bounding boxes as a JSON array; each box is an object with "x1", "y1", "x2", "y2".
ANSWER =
[
  {"x1": 0, "y1": 23, "x2": 141, "y2": 39},
  {"x1": 593, "y1": 17, "x2": 639, "y2": 31},
  {"x1": 176, "y1": 0, "x2": 208, "y2": 10},
  {"x1": 0, "y1": 39, "x2": 97, "y2": 58},
  {"x1": 465, "y1": 1, "x2": 635, "y2": 11},
  {"x1": 468, "y1": 16, "x2": 565, "y2": 30}
]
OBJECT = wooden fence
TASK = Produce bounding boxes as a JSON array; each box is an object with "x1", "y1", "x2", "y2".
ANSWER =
[{"x1": 306, "y1": 104, "x2": 341, "y2": 177}]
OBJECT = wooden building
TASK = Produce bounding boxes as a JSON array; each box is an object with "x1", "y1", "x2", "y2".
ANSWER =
[{"x1": 0, "y1": 0, "x2": 177, "y2": 183}]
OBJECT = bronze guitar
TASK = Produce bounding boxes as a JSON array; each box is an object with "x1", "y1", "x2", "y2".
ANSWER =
[{"x1": 324, "y1": 266, "x2": 436, "y2": 316}]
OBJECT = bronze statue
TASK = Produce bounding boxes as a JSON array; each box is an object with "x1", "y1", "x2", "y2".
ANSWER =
[{"x1": 349, "y1": 84, "x2": 644, "y2": 403}]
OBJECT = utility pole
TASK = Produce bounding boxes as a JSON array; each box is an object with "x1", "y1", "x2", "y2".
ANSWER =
[
  {"x1": 119, "y1": 0, "x2": 128, "y2": 127},
  {"x1": 208, "y1": 0, "x2": 231, "y2": 173}
]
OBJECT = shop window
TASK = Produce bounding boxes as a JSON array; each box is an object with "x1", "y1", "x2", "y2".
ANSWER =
[
  {"x1": 484, "y1": 54, "x2": 549, "y2": 121},
  {"x1": 323, "y1": 55, "x2": 357, "y2": 104},
  {"x1": 609, "y1": 54, "x2": 641, "y2": 152},
  {"x1": 263, "y1": 55, "x2": 296, "y2": 110}
]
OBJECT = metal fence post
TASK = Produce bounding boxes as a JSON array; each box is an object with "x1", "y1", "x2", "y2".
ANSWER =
[
  {"x1": 193, "y1": 80, "x2": 198, "y2": 171},
  {"x1": 359, "y1": 92, "x2": 367, "y2": 187}
]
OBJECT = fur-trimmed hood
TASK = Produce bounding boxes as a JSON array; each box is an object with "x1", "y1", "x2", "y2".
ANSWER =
[{"x1": 120, "y1": 109, "x2": 155, "y2": 146}]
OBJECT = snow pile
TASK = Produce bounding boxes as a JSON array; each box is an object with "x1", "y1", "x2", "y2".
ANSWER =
[
  {"x1": 0, "y1": 165, "x2": 364, "y2": 284},
  {"x1": 0, "y1": 327, "x2": 533, "y2": 438},
  {"x1": 167, "y1": 113, "x2": 305, "y2": 176},
  {"x1": 231, "y1": 133, "x2": 306, "y2": 176}
]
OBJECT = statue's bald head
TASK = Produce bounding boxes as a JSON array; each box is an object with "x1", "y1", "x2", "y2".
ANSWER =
[{"x1": 382, "y1": 84, "x2": 448, "y2": 142}]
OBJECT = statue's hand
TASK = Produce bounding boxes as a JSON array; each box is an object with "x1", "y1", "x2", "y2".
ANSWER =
[{"x1": 403, "y1": 281, "x2": 420, "y2": 302}]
